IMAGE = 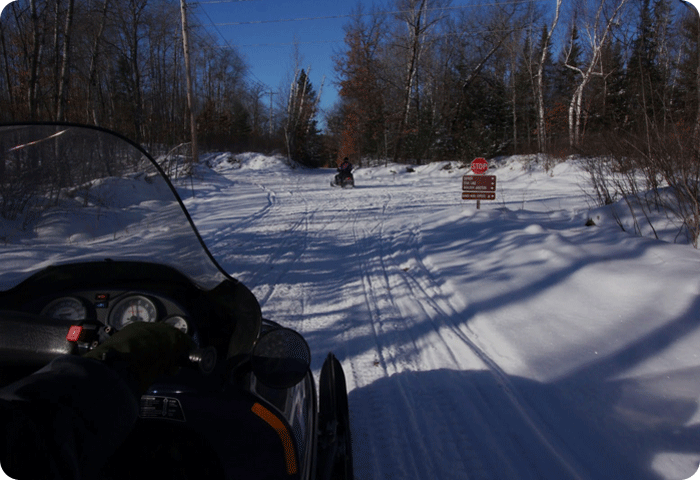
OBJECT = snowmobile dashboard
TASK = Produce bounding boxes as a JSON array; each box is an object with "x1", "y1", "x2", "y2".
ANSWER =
[
  {"x1": 0, "y1": 261, "x2": 199, "y2": 336},
  {"x1": 0, "y1": 260, "x2": 260, "y2": 381}
]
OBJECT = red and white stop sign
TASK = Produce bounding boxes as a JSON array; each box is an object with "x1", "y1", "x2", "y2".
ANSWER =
[{"x1": 471, "y1": 158, "x2": 489, "y2": 175}]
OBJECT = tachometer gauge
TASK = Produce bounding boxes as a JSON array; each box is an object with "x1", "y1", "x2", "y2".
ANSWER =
[
  {"x1": 109, "y1": 295, "x2": 158, "y2": 330},
  {"x1": 163, "y1": 315, "x2": 189, "y2": 334},
  {"x1": 41, "y1": 297, "x2": 87, "y2": 321}
]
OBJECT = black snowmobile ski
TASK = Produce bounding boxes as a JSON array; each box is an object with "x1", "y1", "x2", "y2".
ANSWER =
[
  {"x1": 331, "y1": 174, "x2": 354, "y2": 189},
  {"x1": 316, "y1": 353, "x2": 354, "y2": 480}
]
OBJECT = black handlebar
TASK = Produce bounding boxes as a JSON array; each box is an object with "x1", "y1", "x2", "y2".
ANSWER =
[
  {"x1": 0, "y1": 310, "x2": 217, "y2": 375},
  {"x1": 0, "y1": 311, "x2": 76, "y2": 367}
]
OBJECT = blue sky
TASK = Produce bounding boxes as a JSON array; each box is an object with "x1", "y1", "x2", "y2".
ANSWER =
[
  {"x1": 192, "y1": 0, "x2": 358, "y2": 116},
  {"x1": 191, "y1": 0, "x2": 700, "y2": 123}
]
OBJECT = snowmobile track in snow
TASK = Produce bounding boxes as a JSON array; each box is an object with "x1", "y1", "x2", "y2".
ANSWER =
[
  {"x1": 345, "y1": 197, "x2": 587, "y2": 479},
  {"x1": 190, "y1": 159, "x2": 700, "y2": 480}
]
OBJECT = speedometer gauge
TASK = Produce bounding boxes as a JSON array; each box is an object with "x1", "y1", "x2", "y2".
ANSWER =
[
  {"x1": 41, "y1": 297, "x2": 87, "y2": 321},
  {"x1": 109, "y1": 295, "x2": 158, "y2": 330}
]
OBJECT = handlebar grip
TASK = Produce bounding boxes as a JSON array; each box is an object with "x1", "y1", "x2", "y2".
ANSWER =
[{"x1": 188, "y1": 346, "x2": 217, "y2": 375}]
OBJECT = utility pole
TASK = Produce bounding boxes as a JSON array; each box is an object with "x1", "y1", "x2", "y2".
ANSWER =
[
  {"x1": 180, "y1": 0, "x2": 198, "y2": 164},
  {"x1": 267, "y1": 91, "x2": 275, "y2": 138}
]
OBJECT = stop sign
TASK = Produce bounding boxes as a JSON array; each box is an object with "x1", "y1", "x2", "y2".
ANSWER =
[{"x1": 471, "y1": 158, "x2": 489, "y2": 175}]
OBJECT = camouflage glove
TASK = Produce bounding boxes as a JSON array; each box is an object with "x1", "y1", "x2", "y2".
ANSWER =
[{"x1": 84, "y1": 322, "x2": 191, "y2": 394}]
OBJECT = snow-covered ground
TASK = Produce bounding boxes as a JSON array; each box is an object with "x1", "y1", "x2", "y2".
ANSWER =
[
  {"x1": 178, "y1": 153, "x2": 700, "y2": 480},
  {"x1": 3, "y1": 147, "x2": 700, "y2": 479}
]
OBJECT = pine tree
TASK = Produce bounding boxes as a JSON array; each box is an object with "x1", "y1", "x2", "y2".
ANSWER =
[
  {"x1": 286, "y1": 69, "x2": 321, "y2": 167},
  {"x1": 556, "y1": 24, "x2": 582, "y2": 104},
  {"x1": 675, "y1": 5, "x2": 700, "y2": 146},
  {"x1": 512, "y1": 35, "x2": 537, "y2": 152},
  {"x1": 598, "y1": 37, "x2": 627, "y2": 130},
  {"x1": 626, "y1": 0, "x2": 660, "y2": 131},
  {"x1": 549, "y1": 23, "x2": 583, "y2": 146}
]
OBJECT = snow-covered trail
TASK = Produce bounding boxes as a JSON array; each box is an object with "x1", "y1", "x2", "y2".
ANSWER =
[{"x1": 183, "y1": 155, "x2": 700, "y2": 480}]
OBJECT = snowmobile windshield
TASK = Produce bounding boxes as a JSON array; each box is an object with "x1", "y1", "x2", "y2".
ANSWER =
[{"x1": 0, "y1": 123, "x2": 229, "y2": 291}]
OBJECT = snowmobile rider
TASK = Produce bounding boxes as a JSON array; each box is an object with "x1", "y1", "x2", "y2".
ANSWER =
[
  {"x1": 0, "y1": 321, "x2": 190, "y2": 480},
  {"x1": 338, "y1": 157, "x2": 353, "y2": 180}
]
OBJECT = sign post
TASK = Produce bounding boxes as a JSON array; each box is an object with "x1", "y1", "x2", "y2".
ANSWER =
[{"x1": 463, "y1": 158, "x2": 496, "y2": 209}]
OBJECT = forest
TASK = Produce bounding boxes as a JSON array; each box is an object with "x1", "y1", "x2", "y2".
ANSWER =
[{"x1": 0, "y1": 0, "x2": 698, "y2": 168}]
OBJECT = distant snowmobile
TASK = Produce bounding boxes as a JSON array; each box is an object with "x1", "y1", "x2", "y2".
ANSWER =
[
  {"x1": 332, "y1": 158, "x2": 355, "y2": 188},
  {"x1": 331, "y1": 172, "x2": 354, "y2": 188}
]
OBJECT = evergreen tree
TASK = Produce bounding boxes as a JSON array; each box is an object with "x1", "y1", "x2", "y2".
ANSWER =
[
  {"x1": 453, "y1": 75, "x2": 510, "y2": 159},
  {"x1": 552, "y1": 23, "x2": 583, "y2": 146},
  {"x1": 598, "y1": 37, "x2": 627, "y2": 130},
  {"x1": 626, "y1": 0, "x2": 661, "y2": 131},
  {"x1": 512, "y1": 35, "x2": 537, "y2": 152},
  {"x1": 286, "y1": 69, "x2": 321, "y2": 167},
  {"x1": 556, "y1": 24, "x2": 582, "y2": 104},
  {"x1": 536, "y1": 24, "x2": 556, "y2": 106},
  {"x1": 676, "y1": 7, "x2": 699, "y2": 135}
]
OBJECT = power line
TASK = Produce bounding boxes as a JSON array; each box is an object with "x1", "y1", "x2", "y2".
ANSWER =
[
  {"x1": 203, "y1": 0, "x2": 550, "y2": 27},
  {"x1": 192, "y1": 1, "x2": 261, "y2": 4},
  {"x1": 222, "y1": 26, "x2": 536, "y2": 48},
  {"x1": 224, "y1": 39, "x2": 341, "y2": 48},
  {"x1": 190, "y1": 2, "x2": 271, "y2": 89}
]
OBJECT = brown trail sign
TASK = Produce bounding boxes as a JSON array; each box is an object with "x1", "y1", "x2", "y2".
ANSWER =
[
  {"x1": 463, "y1": 159, "x2": 496, "y2": 208},
  {"x1": 462, "y1": 175, "x2": 497, "y2": 192}
]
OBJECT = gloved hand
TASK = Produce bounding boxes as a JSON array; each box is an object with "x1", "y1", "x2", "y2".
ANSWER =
[{"x1": 84, "y1": 322, "x2": 191, "y2": 394}]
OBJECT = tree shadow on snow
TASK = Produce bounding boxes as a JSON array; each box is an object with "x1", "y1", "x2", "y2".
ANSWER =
[
  {"x1": 348, "y1": 366, "x2": 700, "y2": 480},
  {"x1": 333, "y1": 221, "x2": 700, "y2": 480},
  {"x1": 212, "y1": 195, "x2": 700, "y2": 479}
]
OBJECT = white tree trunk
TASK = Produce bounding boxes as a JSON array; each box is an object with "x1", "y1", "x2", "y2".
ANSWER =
[
  {"x1": 536, "y1": 0, "x2": 562, "y2": 153},
  {"x1": 566, "y1": 0, "x2": 629, "y2": 148},
  {"x1": 180, "y1": 0, "x2": 198, "y2": 164}
]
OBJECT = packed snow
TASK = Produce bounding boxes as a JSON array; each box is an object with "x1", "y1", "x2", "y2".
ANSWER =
[
  {"x1": 4, "y1": 149, "x2": 700, "y2": 479},
  {"x1": 178, "y1": 153, "x2": 700, "y2": 480}
]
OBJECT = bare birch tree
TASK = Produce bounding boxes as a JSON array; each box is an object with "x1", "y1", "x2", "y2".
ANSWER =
[
  {"x1": 391, "y1": 0, "x2": 446, "y2": 162},
  {"x1": 535, "y1": 0, "x2": 561, "y2": 152},
  {"x1": 180, "y1": 0, "x2": 197, "y2": 164},
  {"x1": 564, "y1": 0, "x2": 629, "y2": 148}
]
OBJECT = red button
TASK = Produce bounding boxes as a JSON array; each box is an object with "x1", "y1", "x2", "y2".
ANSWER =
[{"x1": 66, "y1": 326, "x2": 83, "y2": 342}]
